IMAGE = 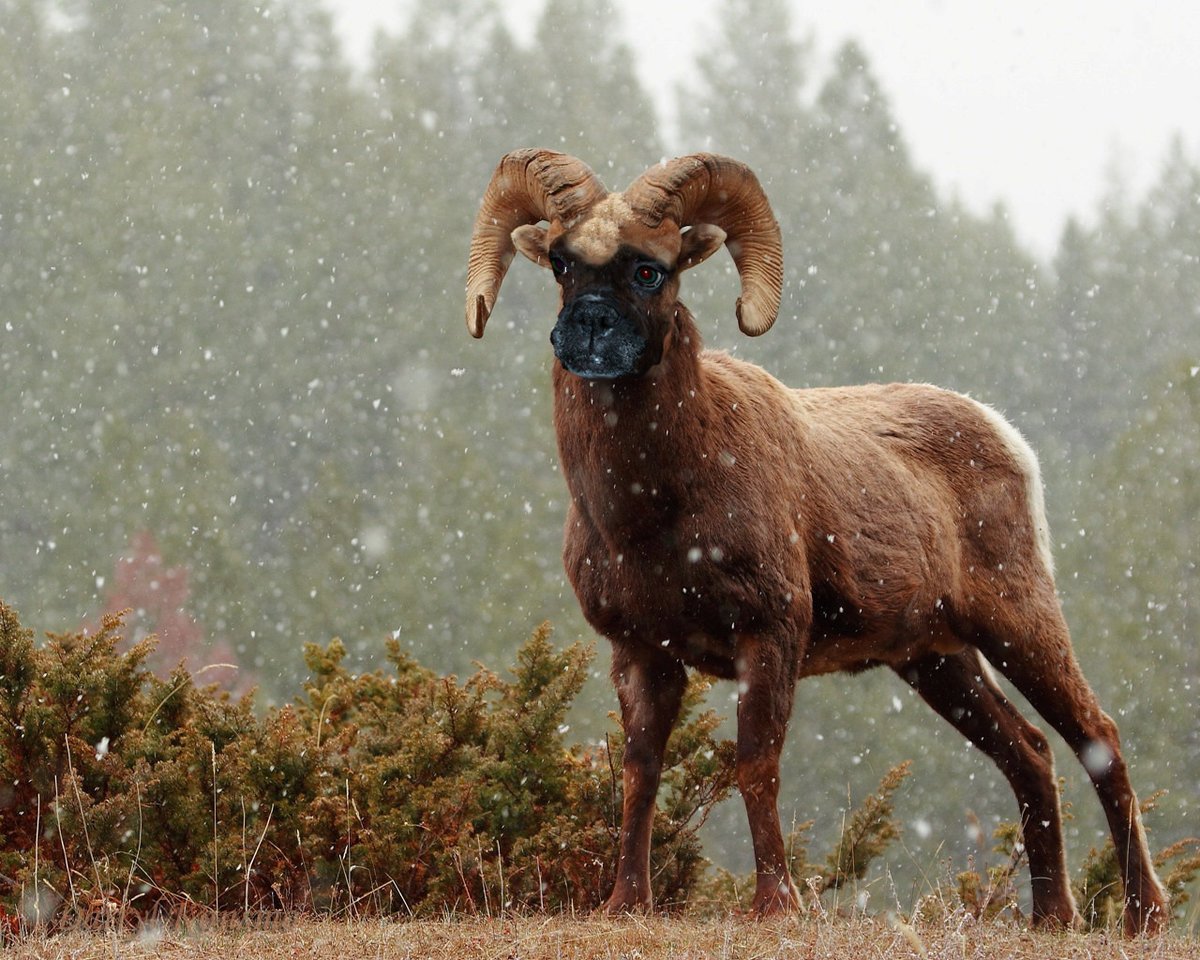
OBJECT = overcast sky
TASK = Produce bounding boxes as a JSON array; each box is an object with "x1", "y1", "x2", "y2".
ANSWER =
[{"x1": 324, "y1": 0, "x2": 1200, "y2": 255}]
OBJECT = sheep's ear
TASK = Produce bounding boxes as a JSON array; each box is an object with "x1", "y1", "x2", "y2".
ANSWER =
[
  {"x1": 678, "y1": 224, "x2": 727, "y2": 272},
  {"x1": 512, "y1": 224, "x2": 552, "y2": 268}
]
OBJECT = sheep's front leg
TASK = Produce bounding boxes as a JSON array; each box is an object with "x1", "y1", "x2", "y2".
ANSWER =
[
  {"x1": 604, "y1": 642, "x2": 687, "y2": 915},
  {"x1": 736, "y1": 634, "x2": 801, "y2": 916}
]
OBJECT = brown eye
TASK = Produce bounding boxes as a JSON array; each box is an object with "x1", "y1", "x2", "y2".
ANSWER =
[
  {"x1": 633, "y1": 263, "x2": 664, "y2": 290},
  {"x1": 550, "y1": 253, "x2": 570, "y2": 277}
]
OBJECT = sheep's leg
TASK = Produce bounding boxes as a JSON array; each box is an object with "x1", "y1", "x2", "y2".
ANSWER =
[
  {"x1": 894, "y1": 650, "x2": 1081, "y2": 928},
  {"x1": 979, "y1": 601, "x2": 1169, "y2": 936},
  {"x1": 604, "y1": 642, "x2": 687, "y2": 915},
  {"x1": 735, "y1": 634, "x2": 801, "y2": 917}
]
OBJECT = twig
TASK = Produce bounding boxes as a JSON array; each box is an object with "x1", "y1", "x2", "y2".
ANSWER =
[
  {"x1": 53, "y1": 776, "x2": 78, "y2": 913},
  {"x1": 141, "y1": 663, "x2": 238, "y2": 733},
  {"x1": 396, "y1": 878, "x2": 415, "y2": 918},
  {"x1": 119, "y1": 781, "x2": 145, "y2": 929},
  {"x1": 33, "y1": 794, "x2": 41, "y2": 926},
  {"x1": 344, "y1": 778, "x2": 355, "y2": 920},
  {"x1": 478, "y1": 836, "x2": 491, "y2": 916},
  {"x1": 243, "y1": 801, "x2": 274, "y2": 919},
  {"x1": 241, "y1": 797, "x2": 248, "y2": 919},
  {"x1": 296, "y1": 829, "x2": 316, "y2": 913},
  {"x1": 605, "y1": 732, "x2": 620, "y2": 837},
  {"x1": 452, "y1": 852, "x2": 478, "y2": 914},
  {"x1": 64, "y1": 736, "x2": 104, "y2": 907},
  {"x1": 316, "y1": 693, "x2": 335, "y2": 749},
  {"x1": 496, "y1": 839, "x2": 507, "y2": 915},
  {"x1": 212, "y1": 741, "x2": 220, "y2": 916}
]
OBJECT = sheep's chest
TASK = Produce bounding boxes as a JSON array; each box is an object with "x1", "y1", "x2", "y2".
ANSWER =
[{"x1": 561, "y1": 502, "x2": 799, "y2": 676}]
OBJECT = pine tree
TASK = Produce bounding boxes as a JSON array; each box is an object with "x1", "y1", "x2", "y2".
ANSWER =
[
  {"x1": 525, "y1": 0, "x2": 663, "y2": 185},
  {"x1": 678, "y1": 0, "x2": 813, "y2": 170}
]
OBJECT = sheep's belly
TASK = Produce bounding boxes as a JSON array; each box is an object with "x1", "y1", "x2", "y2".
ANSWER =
[
  {"x1": 598, "y1": 587, "x2": 965, "y2": 681},
  {"x1": 618, "y1": 614, "x2": 966, "y2": 682},
  {"x1": 799, "y1": 623, "x2": 968, "y2": 677},
  {"x1": 565, "y1": 521, "x2": 965, "y2": 678}
]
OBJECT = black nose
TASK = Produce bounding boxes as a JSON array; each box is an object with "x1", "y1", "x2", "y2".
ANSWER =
[
  {"x1": 550, "y1": 293, "x2": 647, "y2": 380},
  {"x1": 570, "y1": 294, "x2": 620, "y2": 330}
]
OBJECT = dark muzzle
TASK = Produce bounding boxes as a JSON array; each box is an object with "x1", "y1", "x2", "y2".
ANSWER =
[{"x1": 550, "y1": 293, "x2": 648, "y2": 380}]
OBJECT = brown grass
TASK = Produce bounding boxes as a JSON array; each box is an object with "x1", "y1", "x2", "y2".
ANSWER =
[{"x1": 6, "y1": 913, "x2": 1199, "y2": 960}]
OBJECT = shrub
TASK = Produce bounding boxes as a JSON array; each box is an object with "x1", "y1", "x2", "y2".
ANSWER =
[
  {"x1": 946, "y1": 790, "x2": 1200, "y2": 931},
  {"x1": 1072, "y1": 792, "x2": 1200, "y2": 932},
  {"x1": 4, "y1": 599, "x2": 1194, "y2": 932},
  {"x1": 953, "y1": 816, "x2": 1025, "y2": 924},
  {"x1": 0, "y1": 603, "x2": 735, "y2": 927},
  {"x1": 696, "y1": 761, "x2": 913, "y2": 914}
]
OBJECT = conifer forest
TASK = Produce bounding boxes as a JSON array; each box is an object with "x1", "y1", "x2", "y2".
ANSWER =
[{"x1": 1, "y1": 0, "x2": 1198, "y2": 926}]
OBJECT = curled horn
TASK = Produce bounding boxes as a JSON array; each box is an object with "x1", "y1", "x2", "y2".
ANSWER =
[
  {"x1": 465, "y1": 149, "x2": 608, "y2": 337},
  {"x1": 624, "y1": 154, "x2": 783, "y2": 336}
]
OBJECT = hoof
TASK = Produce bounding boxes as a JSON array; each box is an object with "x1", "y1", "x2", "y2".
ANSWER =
[
  {"x1": 1030, "y1": 908, "x2": 1084, "y2": 933},
  {"x1": 1124, "y1": 897, "x2": 1170, "y2": 937},
  {"x1": 749, "y1": 878, "x2": 800, "y2": 919},
  {"x1": 603, "y1": 885, "x2": 652, "y2": 917}
]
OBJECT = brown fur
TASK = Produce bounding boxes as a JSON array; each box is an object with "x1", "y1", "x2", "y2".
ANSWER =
[{"x1": 467, "y1": 151, "x2": 1169, "y2": 935}]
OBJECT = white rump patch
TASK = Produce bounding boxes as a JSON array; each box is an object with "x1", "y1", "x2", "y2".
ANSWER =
[{"x1": 972, "y1": 399, "x2": 1055, "y2": 576}]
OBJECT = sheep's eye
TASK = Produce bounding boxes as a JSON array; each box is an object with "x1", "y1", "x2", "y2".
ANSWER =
[
  {"x1": 633, "y1": 263, "x2": 664, "y2": 290},
  {"x1": 549, "y1": 253, "x2": 570, "y2": 277}
]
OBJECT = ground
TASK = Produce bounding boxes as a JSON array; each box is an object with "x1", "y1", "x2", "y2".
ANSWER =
[{"x1": 7, "y1": 914, "x2": 1200, "y2": 960}]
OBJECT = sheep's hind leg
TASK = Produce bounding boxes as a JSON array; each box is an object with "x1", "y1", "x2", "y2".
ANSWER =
[
  {"x1": 604, "y1": 642, "x2": 687, "y2": 915},
  {"x1": 735, "y1": 634, "x2": 801, "y2": 917},
  {"x1": 894, "y1": 649, "x2": 1081, "y2": 929},
  {"x1": 978, "y1": 602, "x2": 1169, "y2": 936}
]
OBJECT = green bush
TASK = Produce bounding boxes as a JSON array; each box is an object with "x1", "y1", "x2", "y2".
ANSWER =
[
  {"x1": 1072, "y1": 793, "x2": 1200, "y2": 932},
  {"x1": 9, "y1": 599, "x2": 1188, "y2": 933},
  {"x1": 940, "y1": 792, "x2": 1200, "y2": 931},
  {"x1": 695, "y1": 761, "x2": 913, "y2": 915},
  {"x1": 0, "y1": 603, "x2": 735, "y2": 926}
]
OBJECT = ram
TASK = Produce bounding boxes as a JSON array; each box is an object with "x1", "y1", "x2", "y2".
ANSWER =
[{"x1": 464, "y1": 149, "x2": 1167, "y2": 934}]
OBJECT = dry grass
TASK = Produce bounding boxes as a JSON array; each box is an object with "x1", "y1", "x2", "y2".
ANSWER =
[{"x1": 6, "y1": 913, "x2": 1199, "y2": 960}]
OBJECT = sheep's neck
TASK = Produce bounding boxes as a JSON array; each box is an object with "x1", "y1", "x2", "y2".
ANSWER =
[{"x1": 551, "y1": 308, "x2": 709, "y2": 546}]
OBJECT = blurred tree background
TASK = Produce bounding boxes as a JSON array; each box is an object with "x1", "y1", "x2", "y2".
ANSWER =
[{"x1": 1, "y1": 0, "x2": 1195, "y2": 900}]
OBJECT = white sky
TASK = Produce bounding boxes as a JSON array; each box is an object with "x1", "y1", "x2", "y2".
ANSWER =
[{"x1": 323, "y1": 0, "x2": 1200, "y2": 255}]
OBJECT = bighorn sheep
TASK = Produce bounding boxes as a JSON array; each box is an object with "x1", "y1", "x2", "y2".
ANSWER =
[{"x1": 464, "y1": 149, "x2": 1168, "y2": 934}]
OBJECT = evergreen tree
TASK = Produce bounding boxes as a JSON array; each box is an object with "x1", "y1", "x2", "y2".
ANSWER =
[
  {"x1": 676, "y1": 0, "x2": 814, "y2": 344},
  {"x1": 1059, "y1": 358, "x2": 1200, "y2": 843},
  {"x1": 0, "y1": 1, "x2": 68, "y2": 599},
  {"x1": 525, "y1": 0, "x2": 663, "y2": 184},
  {"x1": 0, "y1": 0, "x2": 386, "y2": 695},
  {"x1": 1048, "y1": 145, "x2": 1200, "y2": 853},
  {"x1": 1047, "y1": 138, "x2": 1200, "y2": 450},
  {"x1": 803, "y1": 42, "x2": 1044, "y2": 400},
  {"x1": 678, "y1": 0, "x2": 813, "y2": 172},
  {"x1": 1048, "y1": 216, "x2": 1107, "y2": 443}
]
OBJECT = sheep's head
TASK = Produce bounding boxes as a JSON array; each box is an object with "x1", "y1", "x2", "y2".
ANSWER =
[{"x1": 465, "y1": 150, "x2": 783, "y2": 379}]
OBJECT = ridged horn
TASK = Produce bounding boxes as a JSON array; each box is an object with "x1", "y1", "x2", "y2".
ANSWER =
[
  {"x1": 465, "y1": 149, "x2": 608, "y2": 337},
  {"x1": 624, "y1": 154, "x2": 783, "y2": 336}
]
